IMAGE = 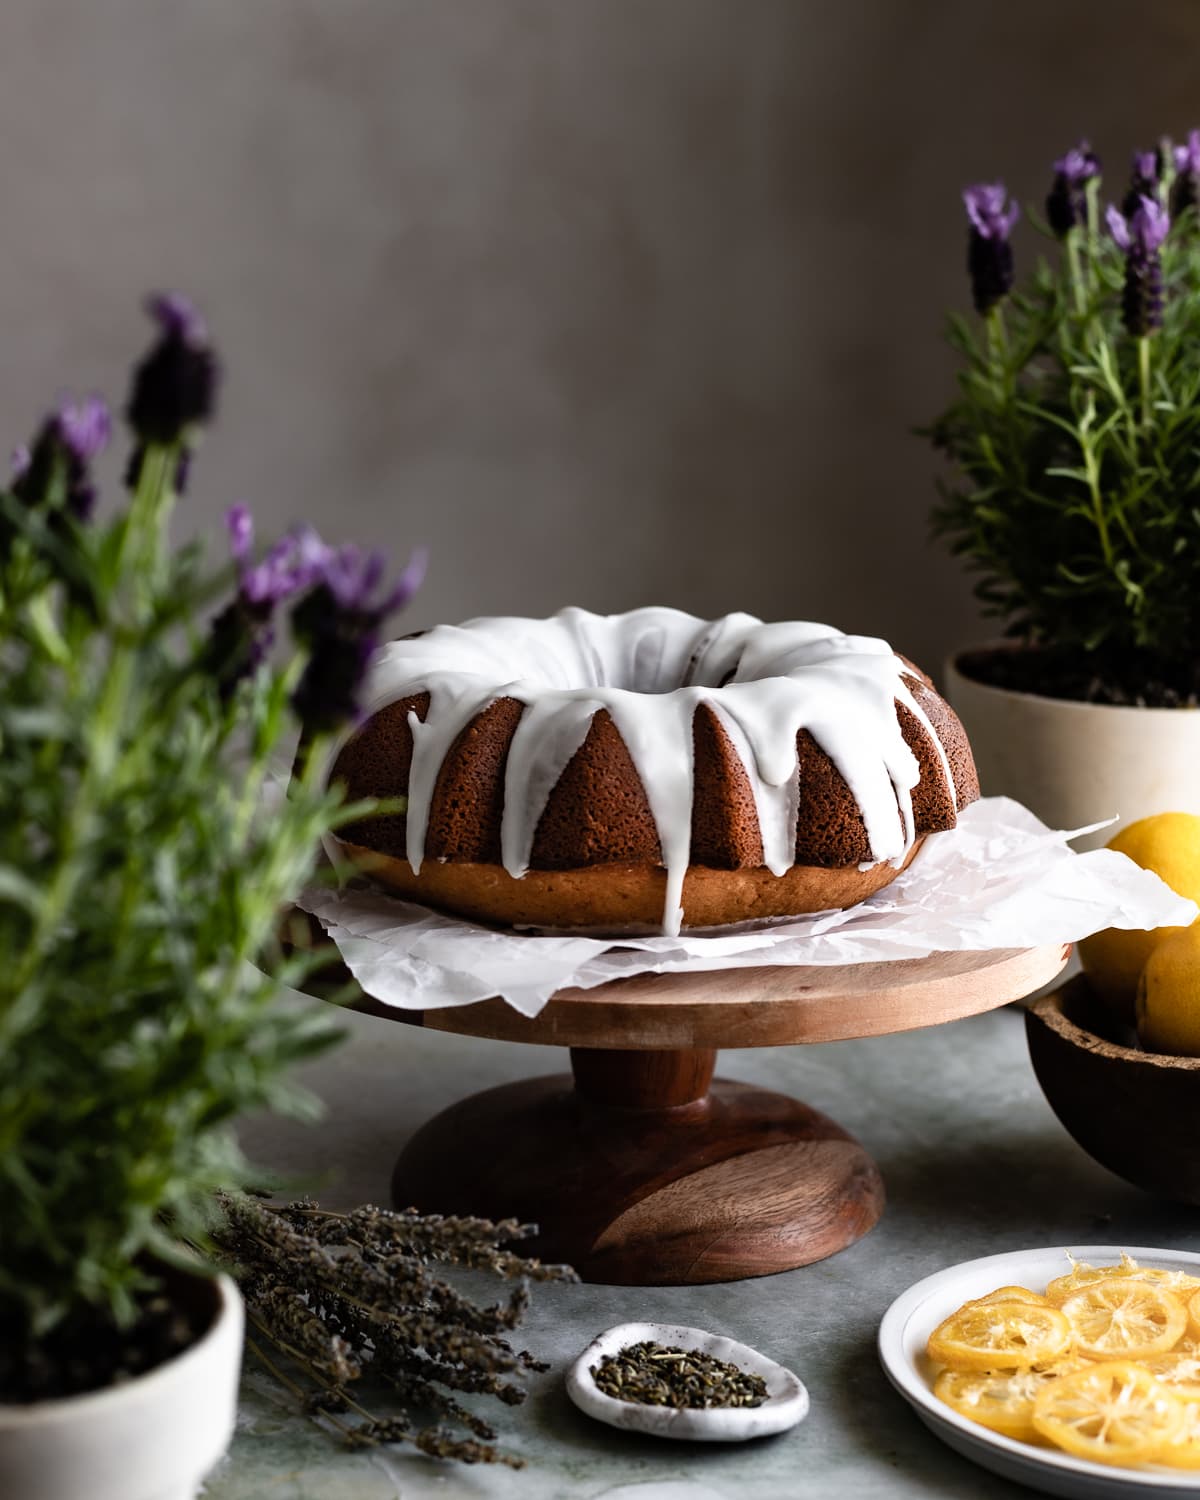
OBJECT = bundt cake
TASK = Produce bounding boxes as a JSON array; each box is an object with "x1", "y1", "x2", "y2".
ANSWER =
[{"x1": 329, "y1": 607, "x2": 979, "y2": 935}]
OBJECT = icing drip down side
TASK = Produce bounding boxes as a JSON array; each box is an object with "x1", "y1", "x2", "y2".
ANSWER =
[{"x1": 362, "y1": 607, "x2": 955, "y2": 936}]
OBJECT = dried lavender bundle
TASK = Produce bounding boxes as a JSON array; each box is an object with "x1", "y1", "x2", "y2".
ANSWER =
[{"x1": 212, "y1": 1192, "x2": 576, "y2": 1467}]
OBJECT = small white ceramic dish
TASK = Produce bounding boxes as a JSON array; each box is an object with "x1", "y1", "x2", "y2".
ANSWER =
[
  {"x1": 878, "y1": 1245, "x2": 1200, "y2": 1499},
  {"x1": 566, "y1": 1322, "x2": 808, "y2": 1443}
]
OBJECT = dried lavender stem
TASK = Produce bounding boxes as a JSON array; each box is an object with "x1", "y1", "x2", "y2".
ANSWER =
[
  {"x1": 212, "y1": 1192, "x2": 571, "y2": 1467},
  {"x1": 245, "y1": 1311, "x2": 368, "y2": 1414},
  {"x1": 245, "y1": 1335, "x2": 359, "y2": 1444}
]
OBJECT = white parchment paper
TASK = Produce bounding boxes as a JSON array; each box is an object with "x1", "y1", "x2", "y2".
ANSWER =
[{"x1": 295, "y1": 797, "x2": 1197, "y2": 1018}]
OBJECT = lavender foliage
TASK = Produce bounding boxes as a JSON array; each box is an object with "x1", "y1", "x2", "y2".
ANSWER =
[
  {"x1": 0, "y1": 296, "x2": 424, "y2": 1350},
  {"x1": 931, "y1": 131, "x2": 1200, "y2": 698}
]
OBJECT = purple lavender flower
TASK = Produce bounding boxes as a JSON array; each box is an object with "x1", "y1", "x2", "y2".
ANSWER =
[
  {"x1": 1046, "y1": 140, "x2": 1101, "y2": 237},
  {"x1": 207, "y1": 510, "x2": 331, "y2": 696},
  {"x1": 126, "y1": 292, "x2": 218, "y2": 478},
  {"x1": 1134, "y1": 150, "x2": 1160, "y2": 183},
  {"x1": 11, "y1": 395, "x2": 112, "y2": 520},
  {"x1": 206, "y1": 598, "x2": 273, "y2": 696},
  {"x1": 1121, "y1": 148, "x2": 1163, "y2": 217},
  {"x1": 964, "y1": 183, "x2": 1020, "y2": 240},
  {"x1": 57, "y1": 396, "x2": 112, "y2": 466},
  {"x1": 1172, "y1": 129, "x2": 1200, "y2": 217},
  {"x1": 1173, "y1": 130, "x2": 1200, "y2": 175},
  {"x1": 146, "y1": 292, "x2": 209, "y2": 347},
  {"x1": 1107, "y1": 197, "x2": 1171, "y2": 256},
  {"x1": 226, "y1": 503, "x2": 254, "y2": 564},
  {"x1": 963, "y1": 183, "x2": 1019, "y2": 314},
  {"x1": 207, "y1": 510, "x2": 426, "y2": 714},
  {"x1": 1107, "y1": 196, "x2": 1171, "y2": 334},
  {"x1": 240, "y1": 526, "x2": 331, "y2": 606},
  {"x1": 291, "y1": 544, "x2": 428, "y2": 734},
  {"x1": 315, "y1": 543, "x2": 427, "y2": 616}
]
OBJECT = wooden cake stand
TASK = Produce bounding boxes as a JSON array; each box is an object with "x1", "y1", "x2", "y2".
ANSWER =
[{"x1": 292, "y1": 918, "x2": 1069, "y2": 1286}]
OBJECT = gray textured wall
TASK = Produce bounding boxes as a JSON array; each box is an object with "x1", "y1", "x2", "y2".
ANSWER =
[{"x1": 2, "y1": 1, "x2": 1198, "y2": 673}]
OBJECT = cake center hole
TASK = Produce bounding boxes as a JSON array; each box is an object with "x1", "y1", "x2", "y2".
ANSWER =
[{"x1": 599, "y1": 633, "x2": 738, "y2": 694}]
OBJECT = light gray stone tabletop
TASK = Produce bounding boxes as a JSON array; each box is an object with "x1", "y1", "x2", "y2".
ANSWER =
[{"x1": 209, "y1": 987, "x2": 1198, "y2": 1500}]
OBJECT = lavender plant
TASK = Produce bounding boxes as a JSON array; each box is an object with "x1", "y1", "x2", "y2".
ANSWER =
[
  {"x1": 930, "y1": 132, "x2": 1200, "y2": 704},
  {"x1": 0, "y1": 298, "x2": 423, "y2": 1395}
]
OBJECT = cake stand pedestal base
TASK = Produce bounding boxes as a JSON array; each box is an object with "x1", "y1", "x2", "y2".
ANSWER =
[
  {"x1": 390, "y1": 1045, "x2": 884, "y2": 1284},
  {"x1": 283, "y1": 926, "x2": 1069, "y2": 1287}
]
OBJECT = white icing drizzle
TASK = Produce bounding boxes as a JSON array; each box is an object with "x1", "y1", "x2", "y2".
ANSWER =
[{"x1": 364, "y1": 607, "x2": 956, "y2": 936}]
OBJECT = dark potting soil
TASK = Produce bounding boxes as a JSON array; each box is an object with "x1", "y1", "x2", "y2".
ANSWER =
[
  {"x1": 957, "y1": 645, "x2": 1200, "y2": 709},
  {"x1": 0, "y1": 1279, "x2": 213, "y2": 1404}
]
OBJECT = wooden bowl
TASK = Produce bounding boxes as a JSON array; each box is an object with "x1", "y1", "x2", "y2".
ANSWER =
[{"x1": 1026, "y1": 975, "x2": 1200, "y2": 1204}]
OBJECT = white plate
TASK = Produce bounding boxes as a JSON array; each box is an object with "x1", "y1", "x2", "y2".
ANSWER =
[
  {"x1": 566, "y1": 1322, "x2": 809, "y2": 1443},
  {"x1": 878, "y1": 1245, "x2": 1200, "y2": 1499}
]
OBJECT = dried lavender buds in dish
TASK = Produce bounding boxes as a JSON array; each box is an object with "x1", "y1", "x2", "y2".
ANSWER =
[
  {"x1": 591, "y1": 1341, "x2": 768, "y2": 1410},
  {"x1": 566, "y1": 1322, "x2": 809, "y2": 1442}
]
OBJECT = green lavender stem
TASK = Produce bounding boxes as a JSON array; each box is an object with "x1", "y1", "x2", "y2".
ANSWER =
[
  {"x1": 1065, "y1": 230, "x2": 1086, "y2": 316},
  {"x1": 4, "y1": 441, "x2": 178, "y2": 1010},
  {"x1": 986, "y1": 303, "x2": 1010, "y2": 378},
  {"x1": 1084, "y1": 177, "x2": 1101, "y2": 294},
  {"x1": 1079, "y1": 395, "x2": 1114, "y2": 569}
]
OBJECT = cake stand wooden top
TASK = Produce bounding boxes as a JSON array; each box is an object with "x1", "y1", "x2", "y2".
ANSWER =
[{"x1": 292, "y1": 910, "x2": 1070, "y2": 1050}]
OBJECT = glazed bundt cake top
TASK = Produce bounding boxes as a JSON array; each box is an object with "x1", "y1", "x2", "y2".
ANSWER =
[{"x1": 358, "y1": 607, "x2": 958, "y2": 934}]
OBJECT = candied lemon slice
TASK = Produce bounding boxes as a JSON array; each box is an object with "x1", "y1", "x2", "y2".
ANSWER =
[
  {"x1": 1046, "y1": 1255, "x2": 1129, "y2": 1304},
  {"x1": 1140, "y1": 1352, "x2": 1200, "y2": 1398},
  {"x1": 1188, "y1": 1288, "x2": 1200, "y2": 1343},
  {"x1": 934, "y1": 1359, "x2": 1088, "y2": 1441},
  {"x1": 1061, "y1": 1279, "x2": 1187, "y2": 1361},
  {"x1": 970, "y1": 1285, "x2": 1052, "y2": 1308},
  {"x1": 1123, "y1": 1268, "x2": 1200, "y2": 1296},
  {"x1": 1047, "y1": 1253, "x2": 1200, "y2": 1306},
  {"x1": 1032, "y1": 1361, "x2": 1184, "y2": 1465},
  {"x1": 1160, "y1": 1400, "x2": 1200, "y2": 1470},
  {"x1": 928, "y1": 1300, "x2": 1072, "y2": 1371}
]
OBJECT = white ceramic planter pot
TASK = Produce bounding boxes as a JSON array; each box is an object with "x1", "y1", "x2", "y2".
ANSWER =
[
  {"x1": 0, "y1": 1269, "x2": 243, "y2": 1500},
  {"x1": 946, "y1": 652, "x2": 1200, "y2": 851}
]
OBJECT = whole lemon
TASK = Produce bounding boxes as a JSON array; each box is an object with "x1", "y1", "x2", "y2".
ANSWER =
[
  {"x1": 1137, "y1": 923, "x2": 1200, "y2": 1055},
  {"x1": 1078, "y1": 812, "x2": 1200, "y2": 1022}
]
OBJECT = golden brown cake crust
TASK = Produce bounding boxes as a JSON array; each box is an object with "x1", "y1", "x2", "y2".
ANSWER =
[
  {"x1": 328, "y1": 635, "x2": 979, "y2": 931},
  {"x1": 333, "y1": 687, "x2": 978, "y2": 868},
  {"x1": 336, "y1": 837, "x2": 925, "y2": 933}
]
